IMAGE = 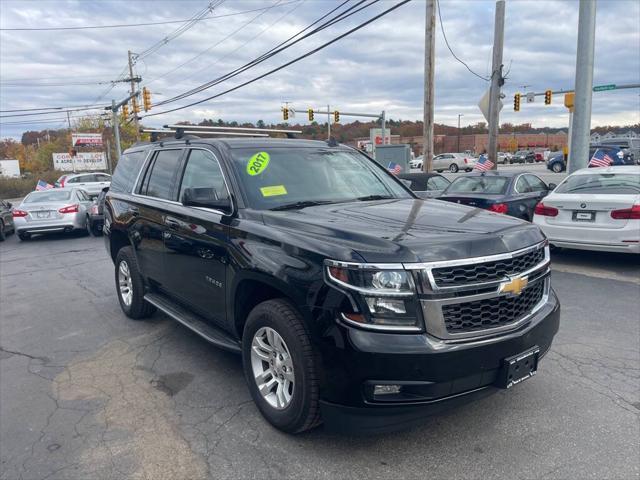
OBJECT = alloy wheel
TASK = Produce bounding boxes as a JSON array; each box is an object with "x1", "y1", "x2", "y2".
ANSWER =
[
  {"x1": 118, "y1": 260, "x2": 133, "y2": 306},
  {"x1": 250, "y1": 327, "x2": 295, "y2": 410}
]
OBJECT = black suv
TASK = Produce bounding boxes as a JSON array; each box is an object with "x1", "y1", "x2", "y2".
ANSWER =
[{"x1": 104, "y1": 136, "x2": 560, "y2": 433}]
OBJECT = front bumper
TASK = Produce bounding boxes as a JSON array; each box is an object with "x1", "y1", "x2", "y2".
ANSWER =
[{"x1": 315, "y1": 288, "x2": 560, "y2": 432}]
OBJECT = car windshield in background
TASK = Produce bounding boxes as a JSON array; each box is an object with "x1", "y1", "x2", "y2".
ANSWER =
[
  {"x1": 23, "y1": 190, "x2": 73, "y2": 203},
  {"x1": 445, "y1": 176, "x2": 509, "y2": 194},
  {"x1": 555, "y1": 173, "x2": 640, "y2": 194},
  {"x1": 229, "y1": 147, "x2": 411, "y2": 210}
]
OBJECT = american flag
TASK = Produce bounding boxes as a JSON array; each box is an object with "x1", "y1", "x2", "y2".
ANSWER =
[
  {"x1": 589, "y1": 149, "x2": 613, "y2": 167},
  {"x1": 387, "y1": 162, "x2": 402, "y2": 175},
  {"x1": 474, "y1": 155, "x2": 495, "y2": 171},
  {"x1": 35, "y1": 180, "x2": 54, "y2": 191}
]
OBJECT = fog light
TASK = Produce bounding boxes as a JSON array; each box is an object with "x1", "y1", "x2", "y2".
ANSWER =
[
  {"x1": 373, "y1": 384, "x2": 402, "y2": 395},
  {"x1": 365, "y1": 297, "x2": 406, "y2": 314}
]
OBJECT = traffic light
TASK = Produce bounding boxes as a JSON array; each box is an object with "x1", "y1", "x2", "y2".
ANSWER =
[
  {"x1": 544, "y1": 90, "x2": 552, "y2": 105},
  {"x1": 142, "y1": 87, "x2": 152, "y2": 111},
  {"x1": 282, "y1": 107, "x2": 289, "y2": 121},
  {"x1": 333, "y1": 110, "x2": 339, "y2": 123},
  {"x1": 308, "y1": 108, "x2": 314, "y2": 122},
  {"x1": 514, "y1": 93, "x2": 521, "y2": 112},
  {"x1": 121, "y1": 104, "x2": 129, "y2": 119},
  {"x1": 132, "y1": 98, "x2": 140, "y2": 114}
]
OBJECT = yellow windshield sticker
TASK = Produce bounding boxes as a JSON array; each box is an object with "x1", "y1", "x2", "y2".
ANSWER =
[
  {"x1": 246, "y1": 151, "x2": 270, "y2": 176},
  {"x1": 260, "y1": 185, "x2": 287, "y2": 197}
]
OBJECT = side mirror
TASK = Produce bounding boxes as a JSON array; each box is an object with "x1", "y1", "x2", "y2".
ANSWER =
[
  {"x1": 548, "y1": 183, "x2": 557, "y2": 190},
  {"x1": 182, "y1": 187, "x2": 231, "y2": 212}
]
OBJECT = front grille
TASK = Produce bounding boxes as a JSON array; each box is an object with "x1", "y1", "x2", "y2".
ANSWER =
[
  {"x1": 442, "y1": 280, "x2": 545, "y2": 334},
  {"x1": 432, "y1": 247, "x2": 545, "y2": 287}
]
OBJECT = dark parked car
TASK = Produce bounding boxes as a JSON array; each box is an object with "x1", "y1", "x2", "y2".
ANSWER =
[
  {"x1": 0, "y1": 199, "x2": 15, "y2": 241},
  {"x1": 438, "y1": 171, "x2": 555, "y2": 221},
  {"x1": 593, "y1": 138, "x2": 639, "y2": 164},
  {"x1": 397, "y1": 172, "x2": 450, "y2": 198},
  {"x1": 87, "y1": 187, "x2": 108, "y2": 236},
  {"x1": 104, "y1": 136, "x2": 560, "y2": 434},
  {"x1": 547, "y1": 145, "x2": 632, "y2": 173},
  {"x1": 511, "y1": 150, "x2": 536, "y2": 164}
]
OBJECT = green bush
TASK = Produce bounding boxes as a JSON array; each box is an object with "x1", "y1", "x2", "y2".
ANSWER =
[{"x1": 0, "y1": 170, "x2": 64, "y2": 200}]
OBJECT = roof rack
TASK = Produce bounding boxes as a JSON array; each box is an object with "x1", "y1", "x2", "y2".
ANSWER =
[
  {"x1": 142, "y1": 129, "x2": 268, "y2": 138},
  {"x1": 161, "y1": 124, "x2": 302, "y2": 139}
]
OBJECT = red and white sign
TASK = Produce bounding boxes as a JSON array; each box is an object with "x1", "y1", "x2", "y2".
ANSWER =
[{"x1": 72, "y1": 133, "x2": 103, "y2": 147}]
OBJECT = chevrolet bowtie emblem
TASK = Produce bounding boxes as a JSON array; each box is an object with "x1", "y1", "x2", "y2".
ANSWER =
[{"x1": 500, "y1": 276, "x2": 528, "y2": 296}]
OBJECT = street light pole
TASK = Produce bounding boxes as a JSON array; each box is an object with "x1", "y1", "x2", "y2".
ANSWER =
[
  {"x1": 568, "y1": 0, "x2": 597, "y2": 173},
  {"x1": 457, "y1": 114, "x2": 464, "y2": 152},
  {"x1": 487, "y1": 0, "x2": 505, "y2": 171}
]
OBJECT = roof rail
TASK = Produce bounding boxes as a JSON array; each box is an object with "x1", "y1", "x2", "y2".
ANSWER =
[
  {"x1": 164, "y1": 124, "x2": 302, "y2": 135},
  {"x1": 142, "y1": 128, "x2": 268, "y2": 139}
]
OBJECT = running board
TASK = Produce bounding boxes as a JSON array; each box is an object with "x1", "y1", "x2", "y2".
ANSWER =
[{"x1": 144, "y1": 293, "x2": 241, "y2": 354}]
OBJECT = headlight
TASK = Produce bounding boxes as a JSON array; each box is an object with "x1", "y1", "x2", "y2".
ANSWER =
[{"x1": 325, "y1": 261, "x2": 421, "y2": 331}]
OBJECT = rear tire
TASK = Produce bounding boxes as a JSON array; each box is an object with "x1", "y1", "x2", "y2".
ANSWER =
[
  {"x1": 552, "y1": 162, "x2": 563, "y2": 173},
  {"x1": 114, "y1": 246, "x2": 156, "y2": 320},
  {"x1": 242, "y1": 299, "x2": 321, "y2": 433},
  {"x1": 449, "y1": 164, "x2": 459, "y2": 173},
  {"x1": 18, "y1": 232, "x2": 30, "y2": 241},
  {"x1": 0, "y1": 221, "x2": 5, "y2": 242}
]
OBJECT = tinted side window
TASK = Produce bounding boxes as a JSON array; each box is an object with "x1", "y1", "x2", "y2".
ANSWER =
[
  {"x1": 427, "y1": 176, "x2": 449, "y2": 190},
  {"x1": 524, "y1": 175, "x2": 547, "y2": 192},
  {"x1": 111, "y1": 150, "x2": 148, "y2": 193},
  {"x1": 144, "y1": 149, "x2": 183, "y2": 200},
  {"x1": 79, "y1": 174, "x2": 97, "y2": 182},
  {"x1": 515, "y1": 176, "x2": 531, "y2": 193},
  {"x1": 96, "y1": 174, "x2": 111, "y2": 182},
  {"x1": 178, "y1": 149, "x2": 229, "y2": 202},
  {"x1": 66, "y1": 176, "x2": 79, "y2": 184}
]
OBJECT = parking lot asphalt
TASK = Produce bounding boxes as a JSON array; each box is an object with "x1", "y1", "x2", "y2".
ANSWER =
[{"x1": 1, "y1": 231, "x2": 638, "y2": 480}]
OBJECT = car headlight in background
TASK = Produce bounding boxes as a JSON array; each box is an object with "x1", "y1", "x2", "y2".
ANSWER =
[{"x1": 325, "y1": 261, "x2": 422, "y2": 331}]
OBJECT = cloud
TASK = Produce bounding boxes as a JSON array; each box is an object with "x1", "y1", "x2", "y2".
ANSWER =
[{"x1": 1, "y1": 0, "x2": 639, "y2": 139}]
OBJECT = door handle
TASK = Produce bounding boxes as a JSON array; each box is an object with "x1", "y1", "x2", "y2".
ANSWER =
[{"x1": 164, "y1": 218, "x2": 180, "y2": 229}]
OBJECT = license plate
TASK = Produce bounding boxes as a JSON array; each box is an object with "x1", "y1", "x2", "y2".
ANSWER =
[
  {"x1": 572, "y1": 211, "x2": 595, "y2": 222},
  {"x1": 496, "y1": 346, "x2": 540, "y2": 389},
  {"x1": 36, "y1": 211, "x2": 50, "y2": 219}
]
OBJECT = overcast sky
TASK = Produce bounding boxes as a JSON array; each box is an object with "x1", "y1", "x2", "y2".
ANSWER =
[{"x1": 1, "y1": 0, "x2": 639, "y2": 140}]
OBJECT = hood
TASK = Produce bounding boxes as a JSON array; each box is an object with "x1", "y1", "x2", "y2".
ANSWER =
[{"x1": 260, "y1": 198, "x2": 544, "y2": 263}]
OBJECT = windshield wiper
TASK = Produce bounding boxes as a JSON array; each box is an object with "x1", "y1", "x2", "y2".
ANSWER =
[
  {"x1": 355, "y1": 195, "x2": 394, "y2": 201},
  {"x1": 270, "y1": 200, "x2": 335, "y2": 211}
]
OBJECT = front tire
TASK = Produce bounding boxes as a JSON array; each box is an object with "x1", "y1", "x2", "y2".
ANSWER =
[
  {"x1": 0, "y1": 221, "x2": 5, "y2": 241},
  {"x1": 242, "y1": 299, "x2": 321, "y2": 433},
  {"x1": 449, "y1": 163, "x2": 459, "y2": 173},
  {"x1": 114, "y1": 246, "x2": 156, "y2": 319},
  {"x1": 552, "y1": 162, "x2": 563, "y2": 173}
]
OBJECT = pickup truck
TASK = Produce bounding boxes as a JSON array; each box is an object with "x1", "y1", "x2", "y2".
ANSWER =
[{"x1": 104, "y1": 136, "x2": 560, "y2": 433}]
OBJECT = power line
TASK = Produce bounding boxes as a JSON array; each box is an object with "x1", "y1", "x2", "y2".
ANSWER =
[
  {"x1": 435, "y1": 0, "x2": 489, "y2": 82},
  {"x1": 145, "y1": 0, "x2": 301, "y2": 86},
  {"x1": 0, "y1": 104, "x2": 109, "y2": 113},
  {"x1": 135, "y1": 0, "x2": 226, "y2": 62},
  {"x1": 0, "y1": 105, "x2": 110, "y2": 119},
  {"x1": 144, "y1": 0, "x2": 412, "y2": 118},
  {"x1": 0, "y1": 1, "x2": 300, "y2": 31},
  {"x1": 153, "y1": 0, "x2": 375, "y2": 108}
]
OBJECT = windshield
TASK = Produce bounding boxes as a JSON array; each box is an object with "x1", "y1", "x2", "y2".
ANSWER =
[
  {"x1": 229, "y1": 147, "x2": 411, "y2": 210},
  {"x1": 445, "y1": 176, "x2": 509, "y2": 194},
  {"x1": 555, "y1": 173, "x2": 640, "y2": 194},
  {"x1": 23, "y1": 190, "x2": 73, "y2": 203}
]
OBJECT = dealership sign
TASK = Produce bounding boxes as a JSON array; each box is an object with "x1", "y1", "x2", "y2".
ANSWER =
[
  {"x1": 71, "y1": 133, "x2": 103, "y2": 147},
  {"x1": 52, "y1": 152, "x2": 107, "y2": 171}
]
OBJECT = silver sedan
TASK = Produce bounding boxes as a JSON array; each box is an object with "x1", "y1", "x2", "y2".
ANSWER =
[{"x1": 12, "y1": 188, "x2": 93, "y2": 241}]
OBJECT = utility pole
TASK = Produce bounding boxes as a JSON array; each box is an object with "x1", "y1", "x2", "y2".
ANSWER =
[
  {"x1": 66, "y1": 111, "x2": 72, "y2": 130},
  {"x1": 111, "y1": 99, "x2": 122, "y2": 161},
  {"x1": 457, "y1": 114, "x2": 463, "y2": 152},
  {"x1": 327, "y1": 104, "x2": 331, "y2": 139},
  {"x1": 487, "y1": 0, "x2": 505, "y2": 170},
  {"x1": 381, "y1": 110, "x2": 386, "y2": 145},
  {"x1": 568, "y1": 0, "x2": 596, "y2": 174},
  {"x1": 422, "y1": 0, "x2": 436, "y2": 172},
  {"x1": 128, "y1": 50, "x2": 140, "y2": 141}
]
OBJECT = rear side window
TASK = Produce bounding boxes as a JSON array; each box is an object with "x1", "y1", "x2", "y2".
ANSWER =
[
  {"x1": 446, "y1": 176, "x2": 509, "y2": 194},
  {"x1": 140, "y1": 149, "x2": 183, "y2": 200},
  {"x1": 178, "y1": 149, "x2": 229, "y2": 203},
  {"x1": 95, "y1": 174, "x2": 111, "y2": 182},
  {"x1": 110, "y1": 150, "x2": 148, "y2": 193}
]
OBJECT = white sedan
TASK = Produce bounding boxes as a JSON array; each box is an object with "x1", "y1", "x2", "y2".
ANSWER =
[{"x1": 533, "y1": 166, "x2": 640, "y2": 254}]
